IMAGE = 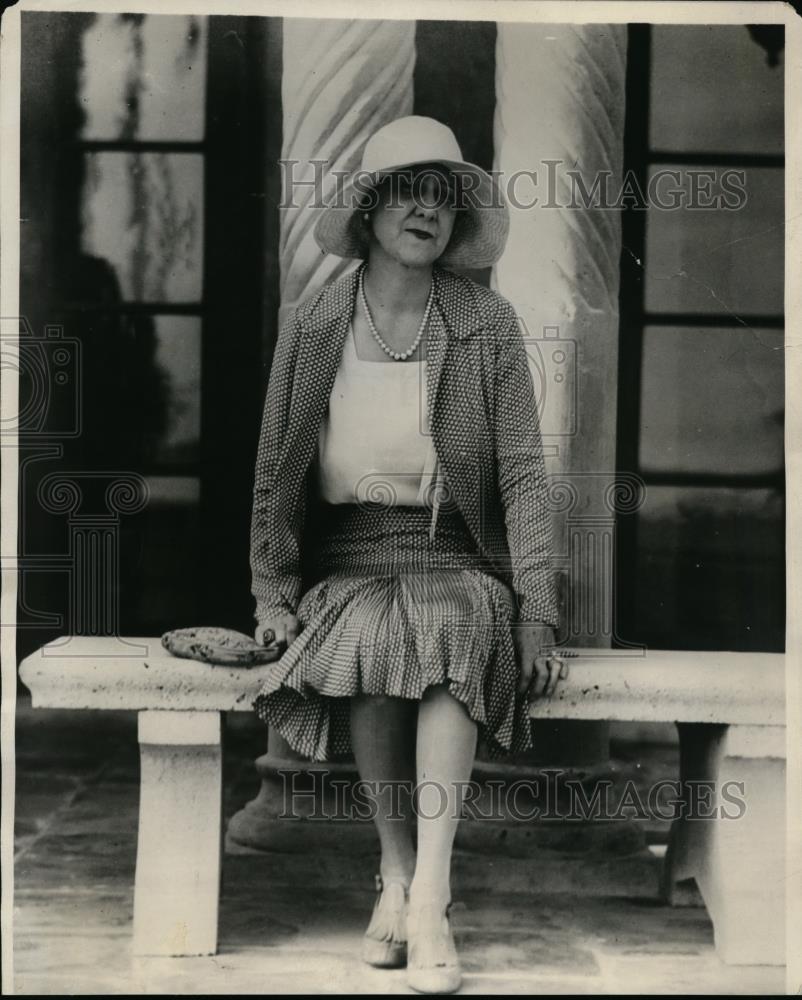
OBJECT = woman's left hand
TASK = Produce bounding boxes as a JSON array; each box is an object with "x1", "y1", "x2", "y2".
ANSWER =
[{"x1": 513, "y1": 624, "x2": 568, "y2": 698}]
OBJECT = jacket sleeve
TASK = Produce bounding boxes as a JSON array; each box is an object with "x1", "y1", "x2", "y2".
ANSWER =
[
  {"x1": 250, "y1": 311, "x2": 304, "y2": 624},
  {"x1": 492, "y1": 300, "x2": 560, "y2": 629}
]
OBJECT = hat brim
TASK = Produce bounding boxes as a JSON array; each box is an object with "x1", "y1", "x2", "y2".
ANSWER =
[{"x1": 313, "y1": 158, "x2": 510, "y2": 270}]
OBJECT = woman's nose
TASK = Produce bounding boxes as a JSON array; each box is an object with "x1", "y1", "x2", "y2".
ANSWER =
[{"x1": 414, "y1": 178, "x2": 443, "y2": 217}]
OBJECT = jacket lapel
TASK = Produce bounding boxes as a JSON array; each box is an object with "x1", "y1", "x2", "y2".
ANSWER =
[
  {"x1": 428, "y1": 268, "x2": 494, "y2": 551},
  {"x1": 283, "y1": 268, "x2": 359, "y2": 481},
  {"x1": 426, "y1": 265, "x2": 475, "y2": 432},
  {"x1": 425, "y1": 292, "x2": 449, "y2": 435}
]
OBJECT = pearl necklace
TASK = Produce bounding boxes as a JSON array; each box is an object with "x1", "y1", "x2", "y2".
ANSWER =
[{"x1": 358, "y1": 268, "x2": 433, "y2": 361}]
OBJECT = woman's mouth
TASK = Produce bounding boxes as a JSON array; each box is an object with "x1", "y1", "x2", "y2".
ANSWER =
[{"x1": 406, "y1": 228, "x2": 435, "y2": 241}]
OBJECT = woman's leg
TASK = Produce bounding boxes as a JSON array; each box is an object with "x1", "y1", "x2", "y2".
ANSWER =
[
  {"x1": 410, "y1": 683, "x2": 478, "y2": 910},
  {"x1": 350, "y1": 694, "x2": 418, "y2": 883}
]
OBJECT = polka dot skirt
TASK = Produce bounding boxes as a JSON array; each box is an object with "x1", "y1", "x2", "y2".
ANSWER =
[{"x1": 254, "y1": 502, "x2": 533, "y2": 762}]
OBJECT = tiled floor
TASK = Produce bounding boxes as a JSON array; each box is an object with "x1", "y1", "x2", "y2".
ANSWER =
[{"x1": 12, "y1": 701, "x2": 785, "y2": 994}]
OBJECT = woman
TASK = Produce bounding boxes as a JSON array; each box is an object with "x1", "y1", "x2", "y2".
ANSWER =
[{"x1": 250, "y1": 116, "x2": 565, "y2": 994}]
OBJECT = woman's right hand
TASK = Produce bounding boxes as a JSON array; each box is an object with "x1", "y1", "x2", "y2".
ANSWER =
[{"x1": 255, "y1": 614, "x2": 300, "y2": 650}]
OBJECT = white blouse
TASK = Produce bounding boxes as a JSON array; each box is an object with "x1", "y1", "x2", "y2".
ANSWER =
[{"x1": 317, "y1": 324, "x2": 441, "y2": 508}]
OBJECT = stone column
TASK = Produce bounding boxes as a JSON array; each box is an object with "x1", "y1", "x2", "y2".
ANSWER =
[
  {"x1": 278, "y1": 17, "x2": 415, "y2": 322},
  {"x1": 492, "y1": 23, "x2": 628, "y2": 763},
  {"x1": 227, "y1": 17, "x2": 415, "y2": 852}
]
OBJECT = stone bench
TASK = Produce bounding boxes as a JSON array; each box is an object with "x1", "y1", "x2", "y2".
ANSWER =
[
  {"x1": 532, "y1": 648, "x2": 786, "y2": 967},
  {"x1": 19, "y1": 638, "x2": 785, "y2": 966}
]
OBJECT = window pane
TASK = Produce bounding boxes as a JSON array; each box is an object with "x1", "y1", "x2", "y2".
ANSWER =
[
  {"x1": 79, "y1": 14, "x2": 207, "y2": 141},
  {"x1": 650, "y1": 26, "x2": 784, "y2": 156},
  {"x1": 144, "y1": 476, "x2": 200, "y2": 505},
  {"x1": 81, "y1": 152, "x2": 204, "y2": 302},
  {"x1": 628, "y1": 485, "x2": 784, "y2": 651},
  {"x1": 638, "y1": 326, "x2": 784, "y2": 477},
  {"x1": 150, "y1": 316, "x2": 201, "y2": 466},
  {"x1": 643, "y1": 166, "x2": 783, "y2": 316}
]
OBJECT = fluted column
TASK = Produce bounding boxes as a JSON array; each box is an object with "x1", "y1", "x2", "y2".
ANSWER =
[
  {"x1": 493, "y1": 24, "x2": 628, "y2": 762},
  {"x1": 278, "y1": 18, "x2": 415, "y2": 322},
  {"x1": 227, "y1": 18, "x2": 414, "y2": 852}
]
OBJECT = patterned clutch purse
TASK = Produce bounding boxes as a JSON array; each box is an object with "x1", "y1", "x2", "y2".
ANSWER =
[{"x1": 161, "y1": 626, "x2": 284, "y2": 667}]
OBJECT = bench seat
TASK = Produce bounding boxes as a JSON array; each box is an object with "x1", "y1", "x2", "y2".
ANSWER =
[{"x1": 19, "y1": 638, "x2": 786, "y2": 965}]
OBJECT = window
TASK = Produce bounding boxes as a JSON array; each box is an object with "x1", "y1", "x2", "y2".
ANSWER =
[
  {"x1": 19, "y1": 13, "x2": 274, "y2": 651},
  {"x1": 616, "y1": 24, "x2": 785, "y2": 651}
]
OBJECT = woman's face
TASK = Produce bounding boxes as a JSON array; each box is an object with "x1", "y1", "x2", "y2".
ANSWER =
[{"x1": 366, "y1": 164, "x2": 458, "y2": 269}]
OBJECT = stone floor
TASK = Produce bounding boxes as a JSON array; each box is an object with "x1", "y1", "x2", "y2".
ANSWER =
[{"x1": 12, "y1": 700, "x2": 785, "y2": 995}]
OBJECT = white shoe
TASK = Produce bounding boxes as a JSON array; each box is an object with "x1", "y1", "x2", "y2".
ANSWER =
[
  {"x1": 362, "y1": 874, "x2": 409, "y2": 969},
  {"x1": 406, "y1": 901, "x2": 462, "y2": 994}
]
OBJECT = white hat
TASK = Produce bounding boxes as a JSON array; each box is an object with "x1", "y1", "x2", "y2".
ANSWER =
[{"x1": 313, "y1": 116, "x2": 509, "y2": 269}]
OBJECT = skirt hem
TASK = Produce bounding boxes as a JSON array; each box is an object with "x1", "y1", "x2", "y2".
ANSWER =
[{"x1": 253, "y1": 503, "x2": 532, "y2": 762}]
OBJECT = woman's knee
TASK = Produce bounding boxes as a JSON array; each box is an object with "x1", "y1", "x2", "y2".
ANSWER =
[
  {"x1": 420, "y1": 683, "x2": 468, "y2": 713},
  {"x1": 420, "y1": 682, "x2": 449, "y2": 702},
  {"x1": 352, "y1": 693, "x2": 413, "y2": 713}
]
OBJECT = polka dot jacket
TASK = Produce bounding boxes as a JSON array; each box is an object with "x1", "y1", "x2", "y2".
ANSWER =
[{"x1": 250, "y1": 263, "x2": 560, "y2": 631}]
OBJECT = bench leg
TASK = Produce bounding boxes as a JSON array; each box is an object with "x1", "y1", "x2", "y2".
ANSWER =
[
  {"x1": 664, "y1": 723, "x2": 785, "y2": 966},
  {"x1": 662, "y1": 723, "x2": 720, "y2": 905},
  {"x1": 133, "y1": 711, "x2": 222, "y2": 956}
]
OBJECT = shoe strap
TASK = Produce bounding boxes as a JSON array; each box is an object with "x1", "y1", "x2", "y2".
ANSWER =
[{"x1": 375, "y1": 873, "x2": 410, "y2": 895}]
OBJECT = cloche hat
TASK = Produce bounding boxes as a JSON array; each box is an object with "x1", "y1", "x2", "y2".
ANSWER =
[{"x1": 313, "y1": 116, "x2": 509, "y2": 269}]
